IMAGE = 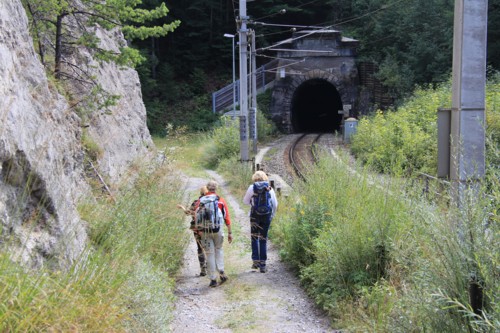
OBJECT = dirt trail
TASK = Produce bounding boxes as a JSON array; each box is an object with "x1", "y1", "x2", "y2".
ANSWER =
[{"x1": 169, "y1": 170, "x2": 336, "y2": 333}]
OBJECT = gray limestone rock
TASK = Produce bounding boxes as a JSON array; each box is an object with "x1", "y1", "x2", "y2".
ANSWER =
[{"x1": 0, "y1": 0, "x2": 154, "y2": 269}]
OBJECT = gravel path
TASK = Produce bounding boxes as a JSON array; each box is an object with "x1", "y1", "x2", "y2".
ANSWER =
[{"x1": 169, "y1": 159, "x2": 337, "y2": 332}]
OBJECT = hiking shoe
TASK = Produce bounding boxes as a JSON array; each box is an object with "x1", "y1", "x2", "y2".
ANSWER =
[
  {"x1": 259, "y1": 265, "x2": 267, "y2": 273},
  {"x1": 200, "y1": 267, "x2": 207, "y2": 276},
  {"x1": 251, "y1": 261, "x2": 260, "y2": 269},
  {"x1": 209, "y1": 280, "x2": 217, "y2": 288},
  {"x1": 220, "y1": 272, "x2": 227, "y2": 284}
]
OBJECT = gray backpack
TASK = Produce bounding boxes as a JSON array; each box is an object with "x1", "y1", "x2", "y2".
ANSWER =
[{"x1": 195, "y1": 194, "x2": 223, "y2": 232}]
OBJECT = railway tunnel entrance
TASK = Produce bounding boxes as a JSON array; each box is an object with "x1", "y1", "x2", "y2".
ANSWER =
[
  {"x1": 291, "y1": 79, "x2": 343, "y2": 133},
  {"x1": 269, "y1": 30, "x2": 359, "y2": 133}
]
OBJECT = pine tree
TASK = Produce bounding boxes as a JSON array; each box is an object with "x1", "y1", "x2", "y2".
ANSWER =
[{"x1": 23, "y1": 0, "x2": 180, "y2": 79}]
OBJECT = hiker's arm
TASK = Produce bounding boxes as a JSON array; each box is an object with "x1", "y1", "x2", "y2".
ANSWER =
[
  {"x1": 270, "y1": 189, "x2": 278, "y2": 216},
  {"x1": 176, "y1": 204, "x2": 189, "y2": 214},
  {"x1": 220, "y1": 198, "x2": 231, "y2": 225},
  {"x1": 179, "y1": 199, "x2": 198, "y2": 216},
  {"x1": 219, "y1": 198, "x2": 233, "y2": 243},
  {"x1": 242, "y1": 185, "x2": 253, "y2": 205},
  {"x1": 226, "y1": 224, "x2": 233, "y2": 244}
]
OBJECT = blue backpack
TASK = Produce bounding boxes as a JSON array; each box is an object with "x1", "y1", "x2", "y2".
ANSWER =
[{"x1": 252, "y1": 181, "x2": 272, "y2": 216}]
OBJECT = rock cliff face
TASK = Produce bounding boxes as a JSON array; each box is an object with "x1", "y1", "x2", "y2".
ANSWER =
[
  {"x1": 64, "y1": 25, "x2": 154, "y2": 183},
  {"x1": 0, "y1": 0, "x2": 153, "y2": 269}
]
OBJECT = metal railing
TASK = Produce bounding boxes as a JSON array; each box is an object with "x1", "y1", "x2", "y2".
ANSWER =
[
  {"x1": 417, "y1": 172, "x2": 451, "y2": 200},
  {"x1": 212, "y1": 59, "x2": 278, "y2": 113}
]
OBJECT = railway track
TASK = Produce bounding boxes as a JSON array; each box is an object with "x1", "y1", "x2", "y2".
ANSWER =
[
  {"x1": 255, "y1": 133, "x2": 344, "y2": 190},
  {"x1": 288, "y1": 133, "x2": 324, "y2": 181}
]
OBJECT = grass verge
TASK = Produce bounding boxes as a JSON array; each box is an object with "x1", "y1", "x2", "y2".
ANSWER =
[
  {"x1": 0, "y1": 159, "x2": 188, "y2": 331},
  {"x1": 271, "y1": 150, "x2": 499, "y2": 332}
]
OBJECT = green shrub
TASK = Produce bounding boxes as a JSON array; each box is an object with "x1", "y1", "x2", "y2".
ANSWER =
[
  {"x1": 352, "y1": 79, "x2": 500, "y2": 179},
  {"x1": 146, "y1": 95, "x2": 219, "y2": 137},
  {"x1": 272, "y1": 149, "x2": 500, "y2": 331},
  {"x1": 218, "y1": 158, "x2": 254, "y2": 195},
  {"x1": 202, "y1": 117, "x2": 240, "y2": 168},
  {"x1": 256, "y1": 90, "x2": 279, "y2": 141},
  {"x1": 351, "y1": 84, "x2": 448, "y2": 175}
]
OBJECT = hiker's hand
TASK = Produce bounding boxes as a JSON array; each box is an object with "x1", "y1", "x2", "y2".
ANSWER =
[
  {"x1": 228, "y1": 233, "x2": 233, "y2": 244},
  {"x1": 176, "y1": 204, "x2": 189, "y2": 214}
]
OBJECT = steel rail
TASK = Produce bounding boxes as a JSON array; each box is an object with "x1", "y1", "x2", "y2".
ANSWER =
[{"x1": 289, "y1": 133, "x2": 323, "y2": 182}]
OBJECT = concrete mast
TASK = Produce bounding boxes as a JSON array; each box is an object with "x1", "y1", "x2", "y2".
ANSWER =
[
  {"x1": 450, "y1": 0, "x2": 488, "y2": 202},
  {"x1": 238, "y1": 0, "x2": 249, "y2": 161}
]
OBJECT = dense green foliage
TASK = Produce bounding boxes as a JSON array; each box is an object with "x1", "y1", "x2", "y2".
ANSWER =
[
  {"x1": 132, "y1": 0, "x2": 500, "y2": 133},
  {"x1": 0, "y1": 163, "x2": 188, "y2": 331},
  {"x1": 23, "y1": 0, "x2": 179, "y2": 74},
  {"x1": 351, "y1": 79, "x2": 500, "y2": 179},
  {"x1": 255, "y1": 90, "x2": 279, "y2": 140},
  {"x1": 137, "y1": 63, "x2": 220, "y2": 135},
  {"x1": 202, "y1": 117, "x2": 241, "y2": 168},
  {"x1": 351, "y1": 83, "x2": 449, "y2": 175},
  {"x1": 271, "y1": 152, "x2": 499, "y2": 332},
  {"x1": 341, "y1": 0, "x2": 455, "y2": 96}
]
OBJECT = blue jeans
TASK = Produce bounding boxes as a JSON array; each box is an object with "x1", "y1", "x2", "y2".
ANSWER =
[{"x1": 250, "y1": 213, "x2": 272, "y2": 265}]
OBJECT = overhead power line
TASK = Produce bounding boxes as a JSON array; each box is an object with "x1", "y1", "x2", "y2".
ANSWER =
[
  {"x1": 256, "y1": 25, "x2": 335, "y2": 53},
  {"x1": 251, "y1": 22, "x2": 325, "y2": 29},
  {"x1": 262, "y1": 48, "x2": 345, "y2": 54}
]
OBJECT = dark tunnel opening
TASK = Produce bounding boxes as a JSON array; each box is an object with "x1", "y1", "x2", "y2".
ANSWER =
[{"x1": 291, "y1": 79, "x2": 343, "y2": 133}]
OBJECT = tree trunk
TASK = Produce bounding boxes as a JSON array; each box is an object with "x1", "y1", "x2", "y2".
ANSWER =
[
  {"x1": 151, "y1": 37, "x2": 156, "y2": 79},
  {"x1": 54, "y1": 14, "x2": 64, "y2": 79},
  {"x1": 25, "y1": 0, "x2": 45, "y2": 66}
]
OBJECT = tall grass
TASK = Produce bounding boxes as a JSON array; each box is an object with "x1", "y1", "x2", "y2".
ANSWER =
[
  {"x1": 0, "y1": 161, "x2": 188, "y2": 331},
  {"x1": 271, "y1": 150, "x2": 500, "y2": 332}
]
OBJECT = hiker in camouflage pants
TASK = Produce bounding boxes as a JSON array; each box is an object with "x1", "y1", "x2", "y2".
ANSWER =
[{"x1": 188, "y1": 186, "x2": 208, "y2": 276}]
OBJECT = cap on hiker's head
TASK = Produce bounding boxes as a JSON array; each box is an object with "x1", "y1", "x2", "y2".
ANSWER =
[{"x1": 207, "y1": 180, "x2": 218, "y2": 192}]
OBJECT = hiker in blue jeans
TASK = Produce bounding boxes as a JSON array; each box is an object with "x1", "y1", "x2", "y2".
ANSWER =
[{"x1": 243, "y1": 171, "x2": 278, "y2": 273}]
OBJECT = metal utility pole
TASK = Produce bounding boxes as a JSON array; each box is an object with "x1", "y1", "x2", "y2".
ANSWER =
[
  {"x1": 450, "y1": 0, "x2": 488, "y2": 204},
  {"x1": 449, "y1": 0, "x2": 488, "y2": 316},
  {"x1": 250, "y1": 29, "x2": 258, "y2": 154},
  {"x1": 238, "y1": 0, "x2": 249, "y2": 161},
  {"x1": 223, "y1": 33, "x2": 236, "y2": 118}
]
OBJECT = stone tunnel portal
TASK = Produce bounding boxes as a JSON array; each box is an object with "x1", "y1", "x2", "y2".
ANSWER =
[{"x1": 291, "y1": 79, "x2": 344, "y2": 133}]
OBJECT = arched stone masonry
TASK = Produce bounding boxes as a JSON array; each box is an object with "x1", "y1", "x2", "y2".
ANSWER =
[{"x1": 270, "y1": 30, "x2": 359, "y2": 133}]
